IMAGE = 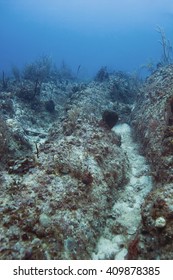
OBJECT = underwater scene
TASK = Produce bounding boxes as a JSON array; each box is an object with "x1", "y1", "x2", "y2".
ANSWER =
[{"x1": 1, "y1": 0, "x2": 173, "y2": 260}]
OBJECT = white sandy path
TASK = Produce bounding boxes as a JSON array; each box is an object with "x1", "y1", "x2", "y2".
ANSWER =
[{"x1": 92, "y1": 123, "x2": 153, "y2": 260}]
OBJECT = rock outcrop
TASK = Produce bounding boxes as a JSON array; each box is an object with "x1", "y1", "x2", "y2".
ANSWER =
[{"x1": 130, "y1": 65, "x2": 173, "y2": 259}]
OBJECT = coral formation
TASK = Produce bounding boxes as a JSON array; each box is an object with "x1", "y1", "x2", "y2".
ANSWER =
[
  {"x1": 0, "y1": 70, "x2": 132, "y2": 260},
  {"x1": 131, "y1": 65, "x2": 173, "y2": 259},
  {"x1": 102, "y1": 110, "x2": 119, "y2": 129},
  {"x1": 1, "y1": 62, "x2": 173, "y2": 260}
]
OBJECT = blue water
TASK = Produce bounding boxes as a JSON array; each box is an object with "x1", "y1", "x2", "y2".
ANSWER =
[{"x1": 0, "y1": 0, "x2": 173, "y2": 78}]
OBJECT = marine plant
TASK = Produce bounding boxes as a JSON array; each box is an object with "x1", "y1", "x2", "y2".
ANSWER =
[
  {"x1": 2, "y1": 71, "x2": 8, "y2": 90},
  {"x1": 11, "y1": 66, "x2": 21, "y2": 82},
  {"x1": 94, "y1": 66, "x2": 109, "y2": 82},
  {"x1": 156, "y1": 26, "x2": 173, "y2": 65},
  {"x1": 0, "y1": 117, "x2": 9, "y2": 163},
  {"x1": 17, "y1": 79, "x2": 41, "y2": 101},
  {"x1": 58, "y1": 60, "x2": 75, "y2": 81},
  {"x1": 23, "y1": 55, "x2": 53, "y2": 82}
]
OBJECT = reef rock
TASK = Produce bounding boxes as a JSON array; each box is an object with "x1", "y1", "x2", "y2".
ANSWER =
[{"x1": 130, "y1": 65, "x2": 173, "y2": 259}]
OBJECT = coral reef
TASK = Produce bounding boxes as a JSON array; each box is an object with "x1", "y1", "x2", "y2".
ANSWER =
[
  {"x1": 132, "y1": 65, "x2": 173, "y2": 183},
  {"x1": 0, "y1": 71, "x2": 133, "y2": 260},
  {"x1": 2, "y1": 63, "x2": 173, "y2": 260},
  {"x1": 131, "y1": 65, "x2": 173, "y2": 259}
]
